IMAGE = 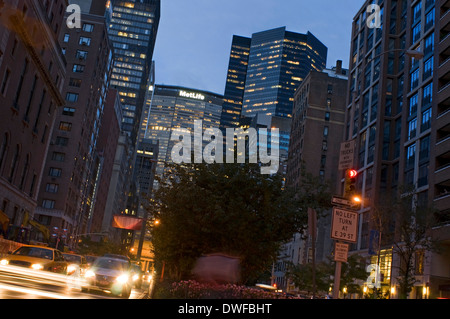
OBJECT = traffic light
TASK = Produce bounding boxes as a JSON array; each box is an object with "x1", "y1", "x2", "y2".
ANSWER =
[{"x1": 344, "y1": 169, "x2": 358, "y2": 198}]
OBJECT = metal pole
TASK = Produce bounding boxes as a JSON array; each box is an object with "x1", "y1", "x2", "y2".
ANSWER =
[{"x1": 333, "y1": 258, "x2": 342, "y2": 299}]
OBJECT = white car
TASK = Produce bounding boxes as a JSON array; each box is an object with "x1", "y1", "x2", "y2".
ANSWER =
[{"x1": 82, "y1": 257, "x2": 132, "y2": 298}]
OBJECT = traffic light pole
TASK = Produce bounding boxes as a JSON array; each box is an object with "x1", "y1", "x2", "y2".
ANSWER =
[{"x1": 331, "y1": 169, "x2": 359, "y2": 299}]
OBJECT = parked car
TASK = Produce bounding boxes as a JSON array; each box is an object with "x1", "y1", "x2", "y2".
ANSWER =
[
  {"x1": 62, "y1": 253, "x2": 89, "y2": 276},
  {"x1": 0, "y1": 245, "x2": 70, "y2": 274},
  {"x1": 82, "y1": 256, "x2": 132, "y2": 298}
]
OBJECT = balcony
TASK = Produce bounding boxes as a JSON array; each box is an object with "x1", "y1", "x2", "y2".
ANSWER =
[
  {"x1": 437, "y1": 79, "x2": 450, "y2": 105},
  {"x1": 434, "y1": 193, "x2": 450, "y2": 213},
  {"x1": 439, "y1": 55, "x2": 450, "y2": 80},
  {"x1": 437, "y1": 107, "x2": 450, "y2": 132}
]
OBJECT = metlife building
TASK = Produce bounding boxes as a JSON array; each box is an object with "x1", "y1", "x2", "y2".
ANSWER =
[{"x1": 144, "y1": 85, "x2": 224, "y2": 181}]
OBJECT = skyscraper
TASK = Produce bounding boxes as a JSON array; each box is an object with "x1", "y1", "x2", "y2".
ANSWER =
[
  {"x1": 345, "y1": 0, "x2": 449, "y2": 298},
  {"x1": 0, "y1": 0, "x2": 67, "y2": 240},
  {"x1": 35, "y1": 0, "x2": 113, "y2": 246},
  {"x1": 145, "y1": 85, "x2": 223, "y2": 181},
  {"x1": 220, "y1": 36, "x2": 252, "y2": 130},
  {"x1": 241, "y1": 27, "x2": 328, "y2": 119},
  {"x1": 107, "y1": 0, "x2": 160, "y2": 146}
]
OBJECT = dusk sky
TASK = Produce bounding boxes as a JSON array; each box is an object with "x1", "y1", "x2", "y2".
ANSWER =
[{"x1": 152, "y1": 0, "x2": 365, "y2": 95}]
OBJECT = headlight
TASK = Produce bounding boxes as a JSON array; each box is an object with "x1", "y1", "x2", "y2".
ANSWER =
[
  {"x1": 0, "y1": 259, "x2": 8, "y2": 266},
  {"x1": 31, "y1": 264, "x2": 44, "y2": 270},
  {"x1": 84, "y1": 270, "x2": 96, "y2": 278},
  {"x1": 132, "y1": 274, "x2": 140, "y2": 281},
  {"x1": 67, "y1": 264, "x2": 77, "y2": 274},
  {"x1": 116, "y1": 274, "x2": 129, "y2": 284}
]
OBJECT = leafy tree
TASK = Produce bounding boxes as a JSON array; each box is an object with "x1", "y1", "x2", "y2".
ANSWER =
[
  {"x1": 286, "y1": 261, "x2": 332, "y2": 295},
  {"x1": 371, "y1": 188, "x2": 439, "y2": 299},
  {"x1": 150, "y1": 163, "x2": 309, "y2": 284}
]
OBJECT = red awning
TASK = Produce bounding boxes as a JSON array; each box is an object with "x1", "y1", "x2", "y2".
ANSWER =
[{"x1": 112, "y1": 215, "x2": 143, "y2": 231}]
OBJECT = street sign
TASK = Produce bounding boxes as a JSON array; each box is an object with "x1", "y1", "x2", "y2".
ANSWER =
[
  {"x1": 338, "y1": 140, "x2": 355, "y2": 171},
  {"x1": 334, "y1": 242, "x2": 349, "y2": 263},
  {"x1": 331, "y1": 207, "x2": 359, "y2": 243},
  {"x1": 331, "y1": 195, "x2": 353, "y2": 208}
]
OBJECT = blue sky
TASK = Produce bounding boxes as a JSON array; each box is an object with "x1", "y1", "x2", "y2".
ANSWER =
[{"x1": 152, "y1": 0, "x2": 365, "y2": 95}]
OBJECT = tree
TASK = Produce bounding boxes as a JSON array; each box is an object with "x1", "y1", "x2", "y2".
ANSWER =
[
  {"x1": 150, "y1": 163, "x2": 307, "y2": 285},
  {"x1": 338, "y1": 254, "x2": 369, "y2": 295},
  {"x1": 392, "y1": 191, "x2": 438, "y2": 299},
  {"x1": 370, "y1": 188, "x2": 439, "y2": 299},
  {"x1": 286, "y1": 261, "x2": 332, "y2": 295}
]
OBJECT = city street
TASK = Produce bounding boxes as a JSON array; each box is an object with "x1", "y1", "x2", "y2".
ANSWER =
[{"x1": 0, "y1": 265, "x2": 149, "y2": 299}]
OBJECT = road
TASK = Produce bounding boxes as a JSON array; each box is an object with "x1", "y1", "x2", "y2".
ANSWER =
[{"x1": 0, "y1": 265, "x2": 149, "y2": 299}]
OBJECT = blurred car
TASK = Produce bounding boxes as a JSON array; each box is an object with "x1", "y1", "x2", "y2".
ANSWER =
[
  {"x1": 130, "y1": 264, "x2": 144, "y2": 289},
  {"x1": 82, "y1": 256, "x2": 132, "y2": 298},
  {"x1": 62, "y1": 253, "x2": 89, "y2": 276},
  {"x1": 85, "y1": 255, "x2": 98, "y2": 267},
  {"x1": 0, "y1": 245, "x2": 70, "y2": 274},
  {"x1": 103, "y1": 254, "x2": 130, "y2": 261}
]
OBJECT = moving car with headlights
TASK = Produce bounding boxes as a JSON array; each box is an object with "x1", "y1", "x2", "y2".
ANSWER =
[
  {"x1": 63, "y1": 253, "x2": 89, "y2": 276},
  {"x1": 130, "y1": 263, "x2": 144, "y2": 289},
  {"x1": 0, "y1": 245, "x2": 70, "y2": 274},
  {"x1": 82, "y1": 256, "x2": 132, "y2": 298}
]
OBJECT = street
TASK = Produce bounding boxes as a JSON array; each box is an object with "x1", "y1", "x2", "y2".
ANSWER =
[{"x1": 0, "y1": 265, "x2": 149, "y2": 299}]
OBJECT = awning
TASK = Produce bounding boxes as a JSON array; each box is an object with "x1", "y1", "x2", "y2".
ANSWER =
[{"x1": 112, "y1": 215, "x2": 143, "y2": 231}]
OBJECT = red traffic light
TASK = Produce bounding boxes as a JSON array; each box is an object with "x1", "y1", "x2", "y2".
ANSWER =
[{"x1": 347, "y1": 169, "x2": 358, "y2": 178}]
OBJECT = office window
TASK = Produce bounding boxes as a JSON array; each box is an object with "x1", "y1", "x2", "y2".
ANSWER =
[
  {"x1": 72, "y1": 64, "x2": 85, "y2": 73},
  {"x1": 409, "y1": 94, "x2": 418, "y2": 117},
  {"x1": 51, "y1": 152, "x2": 65, "y2": 162},
  {"x1": 49, "y1": 167, "x2": 62, "y2": 177},
  {"x1": 424, "y1": 33, "x2": 434, "y2": 54},
  {"x1": 413, "y1": 2, "x2": 422, "y2": 24},
  {"x1": 412, "y1": 23, "x2": 421, "y2": 43},
  {"x1": 82, "y1": 23, "x2": 94, "y2": 32},
  {"x1": 421, "y1": 108, "x2": 432, "y2": 132},
  {"x1": 419, "y1": 135, "x2": 430, "y2": 162},
  {"x1": 408, "y1": 118, "x2": 417, "y2": 140},
  {"x1": 55, "y1": 136, "x2": 69, "y2": 146},
  {"x1": 65, "y1": 92, "x2": 78, "y2": 102},
  {"x1": 423, "y1": 83, "x2": 433, "y2": 106},
  {"x1": 42, "y1": 200, "x2": 55, "y2": 209},
  {"x1": 423, "y1": 57, "x2": 433, "y2": 80},
  {"x1": 410, "y1": 69, "x2": 419, "y2": 90},
  {"x1": 62, "y1": 107, "x2": 75, "y2": 116},
  {"x1": 406, "y1": 143, "x2": 416, "y2": 169},
  {"x1": 76, "y1": 50, "x2": 88, "y2": 60},
  {"x1": 69, "y1": 78, "x2": 82, "y2": 87},
  {"x1": 59, "y1": 122, "x2": 72, "y2": 132},
  {"x1": 45, "y1": 183, "x2": 59, "y2": 193},
  {"x1": 63, "y1": 33, "x2": 70, "y2": 43},
  {"x1": 79, "y1": 36, "x2": 91, "y2": 46},
  {"x1": 425, "y1": 8, "x2": 435, "y2": 31}
]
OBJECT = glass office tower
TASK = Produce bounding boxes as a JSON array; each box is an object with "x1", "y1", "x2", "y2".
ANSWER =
[
  {"x1": 107, "y1": 0, "x2": 160, "y2": 146},
  {"x1": 145, "y1": 85, "x2": 224, "y2": 181},
  {"x1": 220, "y1": 36, "x2": 252, "y2": 130},
  {"x1": 241, "y1": 27, "x2": 328, "y2": 119}
]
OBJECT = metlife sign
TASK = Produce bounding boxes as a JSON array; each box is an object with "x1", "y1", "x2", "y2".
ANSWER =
[{"x1": 179, "y1": 90, "x2": 206, "y2": 101}]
